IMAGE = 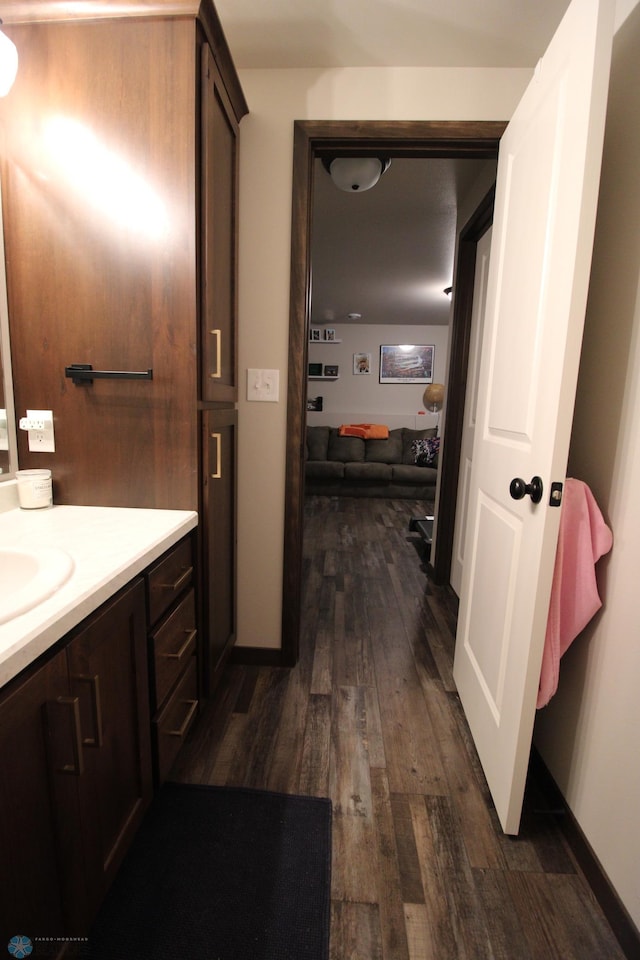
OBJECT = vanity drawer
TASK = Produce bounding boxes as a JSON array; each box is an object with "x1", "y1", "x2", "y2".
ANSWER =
[
  {"x1": 147, "y1": 536, "x2": 194, "y2": 626},
  {"x1": 152, "y1": 589, "x2": 197, "y2": 707},
  {"x1": 154, "y1": 657, "x2": 198, "y2": 783}
]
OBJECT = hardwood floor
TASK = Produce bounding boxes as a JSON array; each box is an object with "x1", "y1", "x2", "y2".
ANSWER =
[{"x1": 172, "y1": 496, "x2": 625, "y2": 959}]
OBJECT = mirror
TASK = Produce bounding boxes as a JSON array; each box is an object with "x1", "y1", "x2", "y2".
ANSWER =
[{"x1": 0, "y1": 180, "x2": 18, "y2": 479}]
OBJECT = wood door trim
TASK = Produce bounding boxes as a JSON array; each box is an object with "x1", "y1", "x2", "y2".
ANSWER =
[
  {"x1": 430, "y1": 185, "x2": 496, "y2": 585},
  {"x1": 283, "y1": 120, "x2": 507, "y2": 665}
]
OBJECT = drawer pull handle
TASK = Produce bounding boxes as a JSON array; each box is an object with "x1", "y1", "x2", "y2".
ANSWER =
[
  {"x1": 210, "y1": 432, "x2": 221, "y2": 479},
  {"x1": 159, "y1": 566, "x2": 193, "y2": 593},
  {"x1": 160, "y1": 629, "x2": 197, "y2": 662},
  {"x1": 209, "y1": 329, "x2": 221, "y2": 378},
  {"x1": 44, "y1": 697, "x2": 84, "y2": 776},
  {"x1": 167, "y1": 699, "x2": 198, "y2": 738},
  {"x1": 71, "y1": 674, "x2": 104, "y2": 747}
]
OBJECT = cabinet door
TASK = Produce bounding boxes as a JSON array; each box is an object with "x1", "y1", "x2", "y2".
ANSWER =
[
  {"x1": 66, "y1": 578, "x2": 152, "y2": 918},
  {"x1": 200, "y1": 41, "x2": 239, "y2": 402},
  {"x1": 202, "y1": 408, "x2": 237, "y2": 692},
  {"x1": 0, "y1": 650, "x2": 76, "y2": 945}
]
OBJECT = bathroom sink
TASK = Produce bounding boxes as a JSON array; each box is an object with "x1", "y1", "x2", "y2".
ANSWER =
[{"x1": 0, "y1": 547, "x2": 75, "y2": 625}]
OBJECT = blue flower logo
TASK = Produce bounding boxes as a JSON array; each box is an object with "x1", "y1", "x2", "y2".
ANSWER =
[{"x1": 7, "y1": 936, "x2": 32, "y2": 958}]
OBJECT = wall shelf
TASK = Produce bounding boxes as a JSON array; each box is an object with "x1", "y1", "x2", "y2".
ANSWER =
[
  {"x1": 309, "y1": 339, "x2": 342, "y2": 344},
  {"x1": 309, "y1": 375, "x2": 339, "y2": 380}
]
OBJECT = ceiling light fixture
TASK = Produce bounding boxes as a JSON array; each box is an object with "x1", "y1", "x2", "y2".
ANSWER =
[
  {"x1": 322, "y1": 157, "x2": 391, "y2": 193},
  {"x1": 0, "y1": 21, "x2": 18, "y2": 97}
]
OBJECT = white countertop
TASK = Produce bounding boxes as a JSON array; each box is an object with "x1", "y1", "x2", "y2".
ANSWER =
[{"x1": 0, "y1": 485, "x2": 198, "y2": 688}]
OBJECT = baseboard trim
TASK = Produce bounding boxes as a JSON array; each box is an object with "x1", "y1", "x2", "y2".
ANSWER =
[
  {"x1": 229, "y1": 646, "x2": 287, "y2": 667},
  {"x1": 530, "y1": 748, "x2": 640, "y2": 960}
]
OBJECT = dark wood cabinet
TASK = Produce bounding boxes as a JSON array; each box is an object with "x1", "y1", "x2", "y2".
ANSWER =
[
  {"x1": 0, "y1": 578, "x2": 152, "y2": 946},
  {"x1": 201, "y1": 42, "x2": 240, "y2": 404},
  {"x1": 202, "y1": 408, "x2": 237, "y2": 690},
  {"x1": 1, "y1": 6, "x2": 246, "y2": 511},
  {"x1": 147, "y1": 535, "x2": 200, "y2": 783},
  {"x1": 0, "y1": 3, "x2": 246, "y2": 702},
  {"x1": 0, "y1": 649, "x2": 71, "y2": 947},
  {"x1": 66, "y1": 579, "x2": 152, "y2": 920}
]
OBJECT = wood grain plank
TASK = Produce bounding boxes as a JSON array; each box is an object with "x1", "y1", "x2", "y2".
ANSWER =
[
  {"x1": 423, "y1": 794, "x2": 493, "y2": 959},
  {"x1": 370, "y1": 769, "x2": 411, "y2": 960},
  {"x1": 310, "y1": 626, "x2": 334, "y2": 695},
  {"x1": 472, "y1": 868, "x2": 534, "y2": 960},
  {"x1": 331, "y1": 901, "x2": 383, "y2": 960},
  {"x1": 390, "y1": 795, "x2": 425, "y2": 905},
  {"x1": 404, "y1": 903, "x2": 434, "y2": 960},
  {"x1": 409, "y1": 795, "x2": 458, "y2": 959},
  {"x1": 421, "y1": 680, "x2": 505, "y2": 870},
  {"x1": 225, "y1": 668, "x2": 291, "y2": 788},
  {"x1": 364, "y1": 684, "x2": 386, "y2": 769},
  {"x1": 506, "y1": 871, "x2": 626, "y2": 960},
  {"x1": 299, "y1": 693, "x2": 331, "y2": 797},
  {"x1": 330, "y1": 685, "x2": 378, "y2": 903},
  {"x1": 369, "y1": 607, "x2": 447, "y2": 796}
]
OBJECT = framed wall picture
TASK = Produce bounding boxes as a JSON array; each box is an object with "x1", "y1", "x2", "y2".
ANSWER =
[
  {"x1": 353, "y1": 352, "x2": 371, "y2": 375},
  {"x1": 324, "y1": 328, "x2": 336, "y2": 341},
  {"x1": 324, "y1": 364, "x2": 339, "y2": 377},
  {"x1": 379, "y1": 344, "x2": 434, "y2": 384},
  {"x1": 309, "y1": 327, "x2": 321, "y2": 341}
]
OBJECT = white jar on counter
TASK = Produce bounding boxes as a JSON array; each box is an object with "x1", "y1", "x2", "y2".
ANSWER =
[{"x1": 15, "y1": 469, "x2": 53, "y2": 509}]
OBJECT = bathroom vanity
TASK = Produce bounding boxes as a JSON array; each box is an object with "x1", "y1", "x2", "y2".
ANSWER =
[{"x1": 0, "y1": 493, "x2": 197, "y2": 950}]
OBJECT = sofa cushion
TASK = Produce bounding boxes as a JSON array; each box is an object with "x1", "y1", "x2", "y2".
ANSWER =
[
  {"x1": 392, "y1": 463, "x2": 438, "y2": 485},
  {"x1": 365, "y1": 428, "x2": 403, "y2": 464},
  {"x1": 344, "y1": 461, "x2": 393, "y2": 481},
  {"x1": 305, "y1": 460, "x2": 345, "y2": 480},
  {"x1": 306, "y1": 425, "x2": 330, "y2": 461},
  {"x1": 401, "y1": 427, "x2": 437, "y2": 464},
  {"x1": 327, "y1": 428, "x2": 365, "y2": 462}
]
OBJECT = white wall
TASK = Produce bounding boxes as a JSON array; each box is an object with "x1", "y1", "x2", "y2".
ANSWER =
[
  {"x1": 233, "y1": 65, "x2": 531, "y2": 650},
  {"x1": 534, "y1": 0, "x2": 640, "y2": 931},
  {"x1": 307, "y1": 322, "x2": 449, "y2": 430}
]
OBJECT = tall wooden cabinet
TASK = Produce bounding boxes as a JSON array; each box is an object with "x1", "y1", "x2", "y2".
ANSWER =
[{"x1": 0, "y1": 2, "x2": 247, "y2": 696}]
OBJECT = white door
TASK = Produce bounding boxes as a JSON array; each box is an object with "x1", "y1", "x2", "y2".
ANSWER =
[
  {"x1": 453, "y1": 0, "x2": 614, "y2": 835},
  {"x1": 450, "y1": 226, "x2": 492, "y2": 596}
]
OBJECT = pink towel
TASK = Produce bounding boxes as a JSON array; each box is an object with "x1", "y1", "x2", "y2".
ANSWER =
[{"x1": 537, "y1": 479, "x2": 612, "y2": 708}]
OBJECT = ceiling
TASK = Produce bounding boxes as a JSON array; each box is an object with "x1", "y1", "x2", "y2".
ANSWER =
[
  {"x1": 213, "y1": 0, "x2": 572, "y2": 70},
  {"x1": 1, "y1": 0, "x2": 572, "y2": 330},
  {"x1": 212, "y1": 0, "x2": 570, "y2": 327},
  {"x1": 310, "y1": 156, "x2": 495, "y2": 327}
]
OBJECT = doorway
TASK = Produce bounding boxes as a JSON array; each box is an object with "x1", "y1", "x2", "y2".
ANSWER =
[{"x1": 282, "y1": 121, "x2": 506, "y2": 665}]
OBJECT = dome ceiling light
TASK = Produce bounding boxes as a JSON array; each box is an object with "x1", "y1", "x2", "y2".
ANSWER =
[{"x1": 322, "y1": 157, "x2": 391, "y2": 193}]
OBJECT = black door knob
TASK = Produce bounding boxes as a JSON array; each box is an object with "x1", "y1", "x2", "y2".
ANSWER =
[{"x1": 509, "y1": 476, "x2": 543, "y2": 504}]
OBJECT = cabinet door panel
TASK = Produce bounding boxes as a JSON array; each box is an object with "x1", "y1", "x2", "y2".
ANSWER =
[
  {"x1": 202, "y1": 409, "x2": 237, "y2": 691},
  {"x1": 0, "y1": 651, "x2": 74, "y2": 942},
  {"x1": 201, "y1": 42, "x2": 239, "y2": 402},
  {"x1": 67, "y1": 578, "x2": 152, "y2": 916}
]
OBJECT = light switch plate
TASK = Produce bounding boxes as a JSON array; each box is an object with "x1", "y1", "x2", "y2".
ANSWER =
[{"x1": 247, "y1": 369, "x2": 279, "y2": 402}]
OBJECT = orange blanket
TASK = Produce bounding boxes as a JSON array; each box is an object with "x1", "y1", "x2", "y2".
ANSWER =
[{"x1": 339, "y1": 423, "x2": 389, "y2": 440}]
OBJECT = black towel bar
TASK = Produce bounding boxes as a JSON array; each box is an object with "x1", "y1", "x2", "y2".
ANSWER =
[{"x1": 65, "y1": 364, "x2": 153, "y2": 385}]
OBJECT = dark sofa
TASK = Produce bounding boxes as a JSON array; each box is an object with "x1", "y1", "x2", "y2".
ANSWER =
[{"x1": 305, "y1": 425, "x2": 438, "y2": 498}]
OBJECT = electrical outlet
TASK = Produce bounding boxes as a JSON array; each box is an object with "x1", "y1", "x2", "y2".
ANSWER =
[{"x1": 25, "y1": 409, "x2": 55, "y2": 452}]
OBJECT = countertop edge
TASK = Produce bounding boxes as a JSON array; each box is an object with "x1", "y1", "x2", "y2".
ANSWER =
[{"x1": 0, "y1": 507, "x2": 198, "y2": 689}]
